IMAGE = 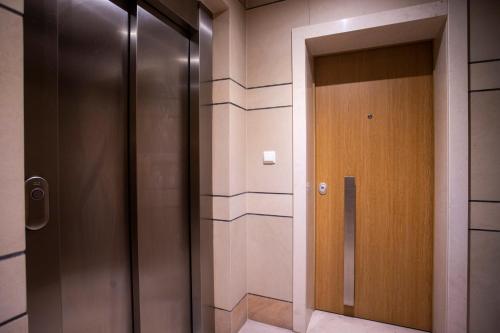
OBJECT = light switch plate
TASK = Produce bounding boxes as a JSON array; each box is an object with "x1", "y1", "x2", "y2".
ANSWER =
[{"x1": 263, "y1": 150, "x2": 276, "y2": 165}]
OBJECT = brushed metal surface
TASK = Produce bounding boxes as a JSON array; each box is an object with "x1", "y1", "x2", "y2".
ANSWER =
[
  {"x1": 135, "y1": 6, "x2": 191, "y2": 332},
  {"x1": 25, "y1": 0, "x2": 63, "y2": 331},
  {"x1": 191, "y1": 6, "x2": 214, "y2": 333},
  {"x1": 57, "y1": 1, "x2": 132, "y2": 332},
  {"x1": 344, "y1": 176, "x2": 356, "y2": 307}
]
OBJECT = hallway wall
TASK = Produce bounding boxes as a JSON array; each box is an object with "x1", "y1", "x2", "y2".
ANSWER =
[
  {"x1": 0, "y1": 0, "x2": 28, "y2": 332},
  {"x1": 468, "y1": 0, "x2": 500, "y2": 332},
  {"x1": 211, "y1": 1, "x2": 445, "y2": 332}
]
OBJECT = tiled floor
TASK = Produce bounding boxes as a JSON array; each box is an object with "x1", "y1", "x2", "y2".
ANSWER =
[
  {"x1": 238, "y1": 311, "x2": 429, "y2": 333},
  {"x1": 238, "y1": 320, "x2": 292, "y2": 333},
  {"x1": 307, "y1": 311, "x2": 427, "y2": 333}
]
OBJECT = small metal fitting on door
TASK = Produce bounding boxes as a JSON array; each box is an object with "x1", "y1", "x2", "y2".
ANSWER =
[{"x1": 318, "y1": 182, "x2": 328, "y2": 195}]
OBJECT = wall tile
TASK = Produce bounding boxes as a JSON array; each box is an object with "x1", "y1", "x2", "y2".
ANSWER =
[
  {"x1": 247, "y1": 293, "x2": 292, "y2": 329},
  {"x1": 213, "y1": 104, "x2": 231, "y2": 195},
  {"x1": 470, "y1": 91, "x2": 500, "y2": 200},
  {"x1": 308, "y1": 0, "x2": 436, "y2": 25},
  {"x1": 246, "y1": 107, "x2": 292, "y2": 193},
  {"x1": 246, "y1": 0, "x2": 308, "y2": 87},
  {"x1": 247, "y1": 215, "x2": 292, "y2": 301},
  {"x1": 247, "y1": 84, "x2": 292, "y2": 110},
  {"x1": 0, "y1": 255, "x2": 26, "y2": 324},
  {"x1": 213, "y1": 10, "x2": 230, "y2": 80},
  {"x1": 228, "y1": 105, "x2": 246, "y2": 195},
  {"x1": 0, "y1": 315, "x2": 28, "y2": 333},
  {"x1": 469, "y1": 0, "x2": 500, "y2": 62},
  {"x1": 470, "y1": 61, "x2": 500, "y2": 91},
  {"x1": 470, "y1": 231, "x2": 500, "y2": 333},
  {"x1": 212, "y1": 79, "x2": 246, "y2": 109},
  {"x1": 0, "y1": 8, "x2": 24, "y2": 257},
  {"x1": 214, "y1": 295, "x2": 247, "y2": 333},
  {"x1": 246, "y1": 193, "x2": 293, "y2": 216},
  {"x1": 213, "y1": 194, "x2": 247, "y2": 221},
  {"x1": 0, "y1": 0, "x2": 23, "y2": 13},
  {"x1": 213, "y1": 218, "x2": 247, "y2": 311},
  {"x1": 228, "y1": 0, "x2": 246, "y2": 85},
  {"x1": 470, "y1": 202, "x2": 500, "y2": 232}
]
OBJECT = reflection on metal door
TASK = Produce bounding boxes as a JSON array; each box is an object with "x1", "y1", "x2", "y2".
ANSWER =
[{"x1": 25, "y1": 0, "x2": 132, "y2": 332}]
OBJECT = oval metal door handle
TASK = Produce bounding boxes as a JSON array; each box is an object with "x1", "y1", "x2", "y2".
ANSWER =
[{"x1": 25, "y1": 176, "x2": 50, "y2": 231}]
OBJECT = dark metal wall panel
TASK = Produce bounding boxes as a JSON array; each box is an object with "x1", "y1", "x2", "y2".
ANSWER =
[
  {"x1": 57, "y1": 1, "x2": 133, "y2": 332},
  {"x1": 135, "y1": 6, "x2": 192, "y2": 333},
  {"x1": 143, "y1": 0, "x2": 198, "y2": 29},
  {"x1": 191, "y1": 6, "x2": 214, "y2": 333}
]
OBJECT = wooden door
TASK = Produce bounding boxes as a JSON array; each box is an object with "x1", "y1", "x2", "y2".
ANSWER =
[{"x1": 314, "y1": 42, "x2": 433, "y2": 331}]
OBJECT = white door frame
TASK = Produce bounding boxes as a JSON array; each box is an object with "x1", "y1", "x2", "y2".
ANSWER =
[{"x1": 291, "y1": 1, "x2": 468, "y2": 332}]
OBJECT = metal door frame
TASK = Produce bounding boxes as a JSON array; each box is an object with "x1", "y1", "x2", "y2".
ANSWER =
[{"x1": 24, "y1": 0, "x2": 213, "y2": 332}]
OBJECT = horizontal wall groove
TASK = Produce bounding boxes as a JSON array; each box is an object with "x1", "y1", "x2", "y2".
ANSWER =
[
  {"x1": 247, "y1": 105, "x2": 292, "y2": 111},
  {"x1": 215, "y1": 293, "x2": 247, "y2": 313},
  {"x1": 469, "y1": 199, "x2": 500, "y2": 203},
  {"x1": 0, "y1": 3, "x2": 23, "y2": 17},
  {"x1": 0, "y1": 312, "x2": 26, "y2": 328},
  {"x1": 209, "y1": 77, "x2": 246, "y2": 89},
  {"x1": 245, "y1": 0, "x2": 287, "y2": 11},
  {"x1": 209, "y1": 77, "x2": 292, "y2": 90},
  {"x1": 207, "y1": 102, "x2": 246, "y2": 111},
  {"x1": 205, "y1": 102, "x2": 292, "y2": 111},
  {"x1": 469, "y1": 58, "x2": 500, "y2": 64},
  {"x1": 209, "y1": 191, "x2": 293, "y2": 197},
  {"x1": 247, "y1": 292, "x2": 292, "y2": 304},
  {"x1": 213, "y1": 212, "x2": 293, "y2": 223},
  {"x1": 0, "y1": 250, "x2": 24, "y2": 262},
  {"x1": 247, "y1": 82, "x2": 292, "y2": 89},
  {"x1": 469, "y1": 88, "x2": 500, "y2": 93},
  {"x1": 470, "y1": 228, "x2": 500, "y2": 233}
]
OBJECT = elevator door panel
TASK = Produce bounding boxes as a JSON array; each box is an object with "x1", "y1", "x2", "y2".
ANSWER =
[
  {"x1": 136, "y1": 7, "x2": 191, "y2": 333},
  {"x1": 58, "y1": 1, "x2": 132, "y2": 332},
  {"x1": 315, "y1": 42, "x2": 433, "y2": 331}
]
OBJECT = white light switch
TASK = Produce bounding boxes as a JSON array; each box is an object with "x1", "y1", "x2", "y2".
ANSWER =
[{"x1": 263, "y1": 150, "x2": 276, "y2": 165}]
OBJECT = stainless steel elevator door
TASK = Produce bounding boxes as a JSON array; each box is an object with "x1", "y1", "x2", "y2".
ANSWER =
[
  {"x1": 58, "y1": 1, "x2": 132, "y2": 332},
  {"x1": 136, "y1": 6, "x2": 192, "y2": 333}
]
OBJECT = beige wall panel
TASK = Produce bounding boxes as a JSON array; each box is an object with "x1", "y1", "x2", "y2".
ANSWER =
[
  {"x1": 309, "y1": 0, "x2": 436, "y2": 25},
  {"x1": 213, "y1": 10, "x2": 230, "y2": 79},
  {"x1": 247, "y1": 215, "x2": 292, "y2": 301},
  {"x1": 213, "y1": 104, "x2": 231, "y2": 195},
  {"x1": 470, "y1": 91, "x2": 500, "y2": 200},
  {"x1": 247, "y1": 84, "x2": 292, "y2": 110},
  {"x1": 0, "y1": 9, "x2": 24, "y2": 257},
  {"x1": 213, "y1": 218, "x2": 247, "y2": 311},
  {"x1": 470, "y1": 231, "x2": 500, "y2": 333},
  {"x1": 470, "y1": 61, "x2": 500, "y2": 91},
  {"x1": 246, "y1": 107, "x2": 292, "y2": 193},
  {"x1": 228, "y1": 0, "x2": 246, "y2": 85},
  {"x1": 229, "y1": 105, "x2": 246, "y2": 195},
  {"x1": 0, "y1": 315, "x2": 28, "y2": 333},
  {"x1": 213, "y1": 194, "x2": 247, "y2": 221},
  {"x1": 246, "y1": 193, "x2": 292, "y2": 216},
  {"x1": 0, "y1": 0, "x2": 23, "y2": 13},
  {"x1": 470, "y1": 202, "x2": 500, "y2": 232},
  {"x1": 0, "y1": 255, "x2": 26, "y2": 324},
  {"x1": 246, "y1": 0, "x2": 308, "y2": 87},
  {"x1": 469, "y1": 0, "x2": 500, "y2": 62},
  {"x1": 212, "y1": 79, "x2": 246, "y2": 108}
]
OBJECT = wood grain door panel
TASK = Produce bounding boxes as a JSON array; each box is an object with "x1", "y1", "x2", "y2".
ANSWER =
[{"x1": 314, "y1": 42, "x2": 434, "y2": 331}]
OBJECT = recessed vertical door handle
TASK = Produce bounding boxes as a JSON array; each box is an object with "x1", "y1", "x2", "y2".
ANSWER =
[
  {"x1": 344, "y1": 176, "x2": 356, "y2": 307},
  {"x1": 25, "y1": 176, "x2": 50, "y2": 230}
]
